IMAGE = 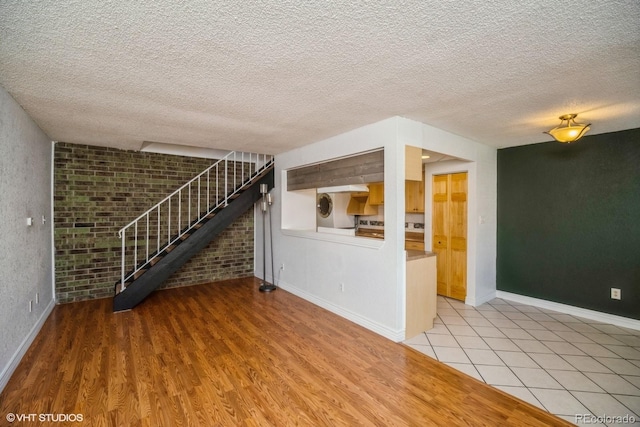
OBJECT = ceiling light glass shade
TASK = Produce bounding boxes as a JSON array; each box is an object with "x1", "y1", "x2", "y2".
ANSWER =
[{"x1": 544, "y1": 114, "x2": 591, "y2": 143}]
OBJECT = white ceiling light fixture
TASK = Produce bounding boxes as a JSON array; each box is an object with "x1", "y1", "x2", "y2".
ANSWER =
[{"x1": 544, "y1": 114, "x2": 591, "y2": 143}]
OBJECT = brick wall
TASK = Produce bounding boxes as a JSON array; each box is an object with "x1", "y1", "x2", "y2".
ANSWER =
[{"x1": 54, "y1": 142, "x2": 255, "y2": 303}]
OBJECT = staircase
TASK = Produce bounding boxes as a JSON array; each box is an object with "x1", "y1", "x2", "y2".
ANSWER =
[{"x1": 113, "y1": 151, "x2": 274, "y2": 312}]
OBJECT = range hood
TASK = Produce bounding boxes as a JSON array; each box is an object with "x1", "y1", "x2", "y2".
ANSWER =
[{"x1": 317, "y1": 184, "x2": 369, "y2": 193}]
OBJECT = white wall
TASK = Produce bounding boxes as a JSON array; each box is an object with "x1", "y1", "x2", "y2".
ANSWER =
[
  {"x1": 414, "y1": 117, "x2": 498, "y2": 305},
  {"x1": 256, "y1": 116, "x2": 497, "y2": 341},
  {"x1": 0, "y1": 87, "x2": 54, "y2": 392}
]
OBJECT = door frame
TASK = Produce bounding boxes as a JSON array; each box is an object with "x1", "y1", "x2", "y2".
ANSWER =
[{"x1": 423, "y1": 160, "x2": 479, "y2": 306}]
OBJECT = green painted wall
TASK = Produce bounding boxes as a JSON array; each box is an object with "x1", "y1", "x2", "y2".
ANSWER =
[{"x1": 497, "y1": 128, "x2": 640, "y2": 320}]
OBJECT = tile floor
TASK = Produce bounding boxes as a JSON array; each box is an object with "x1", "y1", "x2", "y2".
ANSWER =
[{"x1": 404, "y1": 296, "x2": 640, "y2": 426}]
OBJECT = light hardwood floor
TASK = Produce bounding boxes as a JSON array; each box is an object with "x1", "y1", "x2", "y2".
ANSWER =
[{"x1": 0, "y1": 278, "x2": 572, "y2": 426}]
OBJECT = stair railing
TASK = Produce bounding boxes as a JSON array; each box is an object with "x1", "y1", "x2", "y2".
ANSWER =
[{"x1": 117, "y1": 151, "x2": 274, "y2": 292}]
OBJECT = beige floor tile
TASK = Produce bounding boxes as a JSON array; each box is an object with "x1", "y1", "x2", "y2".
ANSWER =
[
  {"x1": 613, "y1": 335, "x2": 640, "y2": 347},
  {"x1": 541, "y1": 340, "x2": 586, "y2": 356},
  {"x1": 562, "y1": 355, "x2": 613, "y2": 374},
  {"x1": 464, "y1": 348, "x2": 504, "y2": 366},
  {"x1": 455, "y1": 335, "x2": 490, "y2": 350},
  {"x1": 425, "y1": 297, "x2": 640, "y2": 424},
  {"x1": 573, "y1": 342, "x2": 620, "y2": 358},
  {"x1": 529, "y1": 388, "x2": 589, "y2": 416},
  {"x1": 483, "y1": 337, "x2": 520, "y2": 352},
  {"x1": 495, "y1": 386, "x2": 544, "y2": 409},
  {"x1": 604, "y1": 345, "x2": 640, "y2": 361},
  {"x1": 499, "y1": 327, "x2": 535, "y2": 340},
  {"x1": 546, "y1": 369, "x2": 604, "y2": 392},
  {"x1": 553, "y1": 330, "x2": 595, "y2": 344},
  {"x1": 584, "y1": 372, "x2": 640, "y2": 395},
  {"x1": 512, "y1": 339, "x2": 555, "y2": 354},
  {"x1": 475, "y1": 365, "x2": 523, "y2": 387},
  {"x1": 432, "y1": 346, "x2": 471, "y2": 364},
  {"x1": 529, "y1": 353, "x2": 577, "y2": 371},
  {"x1": 513, "y1": 319, "x2": 547, "y2": 330},
  {"x1": 572, "y1": 391, "x2": 640, "y2": 419},
  {"x1": 439, "y1": 315, "x2": 469, "y2": 326},
  {"x1": 538, "y1": 321, "x2": 575, "y2": 332},
  {"x1": 595, "y1": 357, "x2": 640, "y2": 376},
  {"x1": 464, "y1": 317, "x2": 493, "y2": 327},
  {"x1": 403, "y1": 332, "x2": 428, "y2": 346},
  {"x1": 488, "y1": 318, "x2": 519, "y2": 329},
  {"x1": 407, "y1": 344, "x2": 436, "y2": 359},
  {"x1": 495, "y1": 350, "x2": 539, "y2": 368},
  {"x1": 427, "y1": 333, "x2": 459, "y2": 348},
  {"x1": 446, "y1": 324, "x2": 478, "y2": 337},
  {"x1": 502, "y1": 312, "x2": 532, "y2": 321},
  {"x1": 582, "y1": 332, "x2": 625, "y2": 345},
  {"x1": 511, "y1": 367, "x2": 563, "y2": 389},
  {"x1": 472, "y1": 326, "x2": 506, "y2": 338},
  {"x1": 527, "y1": 329, "x2": 564, "y2": 342},
  {"x1": 611, "y1": 395, "x2": 640, "y2": 418}
]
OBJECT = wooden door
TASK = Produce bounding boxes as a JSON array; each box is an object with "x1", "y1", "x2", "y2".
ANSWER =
[{"x1": 432, "y1": 172, "x2": 467, "y2": 300}]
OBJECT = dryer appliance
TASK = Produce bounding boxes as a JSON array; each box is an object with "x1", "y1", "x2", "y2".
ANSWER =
[{"x1": 316, "y1": 192, "x2": 353, "y2": 229}]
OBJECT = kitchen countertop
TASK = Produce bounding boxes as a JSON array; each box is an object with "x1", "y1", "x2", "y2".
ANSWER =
[
  {"x1": 355, "y1": 228, "x2": 384, "y2": 238},
  {"x1": 356, "y1": 228, "x2": 425, "y2": 242},
  {"x1": 406, "y1": 250, "x2": 436, "y2": 261}
]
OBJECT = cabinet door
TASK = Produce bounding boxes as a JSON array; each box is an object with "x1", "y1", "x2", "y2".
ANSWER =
[
  {"x1": 405, "y1": 145, "x2": 423, "y2": 181},
  {"x1": 405, "y1": 180, "x2": 425, "y2": 212},
  {"x1": 368, "y1": 182, "x2": 384, "y2": 205},
  {"x1": 405, "y1": 240, "x2": 425, "y2": 251}
]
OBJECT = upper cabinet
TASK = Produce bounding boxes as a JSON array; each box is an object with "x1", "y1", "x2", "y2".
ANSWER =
[
  {"x1": 405, "y1": 145, "x2": 423, "y2": 181},
  {"x1": 368, "y1": 182, "x2": 384, "y2": 205},
  {"x1": 405, "y1": 179, "x2": 425, "y2": 213},
  {"x1": 405, "y1": 145, "x2": 425, "y2": 212},
  {"x1": 347, "y1": 192, "x2": 377, "y2": 215}
]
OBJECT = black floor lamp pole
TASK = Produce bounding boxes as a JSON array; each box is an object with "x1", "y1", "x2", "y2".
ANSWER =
[{"x1": 259, "y1": 184, "x2": 276, "y2": 292}]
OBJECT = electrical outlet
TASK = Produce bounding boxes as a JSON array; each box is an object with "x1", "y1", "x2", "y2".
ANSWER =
[
  {"x1": 280, "y1": 263, "x2": 285, "y2": 271},
  {"x1": 29, "y1": 300, "x2": 33, "y2": 313},
  {"x1": 340, "y1": 283, "x2": 345, "y2": 292},
  {"x1": 36, "y1": 292, "x2": 39, "y2": 304},
  {"x1": 611, "y1": 288, "x2": 621, "y2": 300}
]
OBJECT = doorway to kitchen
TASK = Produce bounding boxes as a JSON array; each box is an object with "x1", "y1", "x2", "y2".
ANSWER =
[{"x1": 432, "y1": 172, "x2": 468, "y2": 301}]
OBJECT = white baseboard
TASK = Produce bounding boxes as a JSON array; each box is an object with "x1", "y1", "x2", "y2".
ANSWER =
[
  {"x1": 496, "y1": 291, "x2": 640, "y2": 332},
  {"x1": 276, "y1": 280, "x2": 406, "y2": 342},
  {"x1": 466, "y1": 290, "x2": 497, "y2": 307},
  {"x1": 0, "y1": 299, "x2": 55, "y2": 393}
]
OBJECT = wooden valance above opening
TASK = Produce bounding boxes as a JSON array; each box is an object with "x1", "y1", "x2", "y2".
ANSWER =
[{"x1": 286, "y1": 149, "x2": 384, "y2": 191}]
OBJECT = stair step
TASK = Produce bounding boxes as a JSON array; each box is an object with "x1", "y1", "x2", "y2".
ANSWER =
[
  {"x1": 114, "y1": 165, "x2": 274, "y2": 312},
  {"x1": 133, "y1": 269, "x2": 147, "y2": 280}
]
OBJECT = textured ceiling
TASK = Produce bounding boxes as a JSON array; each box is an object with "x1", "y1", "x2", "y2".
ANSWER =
[{"x1": 1, "y1": 1, "x2": 639, "y2": 154}]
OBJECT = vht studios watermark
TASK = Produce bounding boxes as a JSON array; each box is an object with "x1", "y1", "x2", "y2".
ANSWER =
[
  {"x1": 575, "y1": 413, "x2": 636, "y2": 424},
  {"x1": 6, "y1": 413, "x2": 84, "y2": 423}
]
